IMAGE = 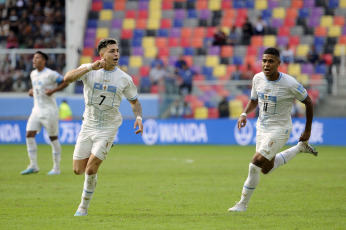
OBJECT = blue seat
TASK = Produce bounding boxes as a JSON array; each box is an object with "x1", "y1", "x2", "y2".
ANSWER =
[
  {"x1": 187, "y1": 9, "x2": 197, "y2": 18},
  {"x1": 87, "y1": 19, "x2": 98, "y2": 28},
  {"x1": 233, "y1": 0, "x2": 245, "y2": 8},
  {"x1": 118, "y1": 56, "x2": 129, "y2": 66},
  {"x1": 184, "y1": 47, "x2": 195, "y2": 56},
  {"x1": 233, "y1": 56, "x2": 243, "y2": 65},
  {"x1": 299, "y1": 8, "x2": 310, "y2": 18},
  {"x1": 103, "y1": 2, "x2": 113, "y2": 9},
  {"x1": 133, "y1": 29, "x2": 145, "y2": 39},
  {"x1": 262, "y1": 9, "x2": 272, "y2": 21},
  {"x1": 131, "y1": 38, "x2": 142, "y2": 47},
  {"x1": 202, "y1": 66, "x2": 213, "y2": 76},
  {"x1": 245, "y1": 0, "x2": 254, "y2": 8},
  {"x1": 173, "y1": 19, "x2": 183, "y2": 28},
  {"x1": 315, "y1": 64, "x2": 327, "y2": 74},
  {"x1": 328, "y1": 0, "x2": 339, "y2": 8},
  {"x1": 157, "y1": 29, "x2": 169, "y2": 37},
  {"x1": 314, "y1": 37, "x2": 325, "y2": 47}
]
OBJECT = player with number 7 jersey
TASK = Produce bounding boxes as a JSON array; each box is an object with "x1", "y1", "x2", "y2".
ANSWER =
[{"x1": 64, "y1": 38, "x2": 143, "y2": 216}]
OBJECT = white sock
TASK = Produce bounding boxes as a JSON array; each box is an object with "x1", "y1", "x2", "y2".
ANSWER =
[
  {"x1": 239, "y1": 163, "x2": 261, "y2": 206},
  {"x1": 78, "y1": 174, "x2": 97, "y2": 212},
  {"x1": 267, "y1": 145, "x2": 301, "y2": 174},
  {"x1": 26, "y1": 137, "x2": 38, "y2": 169},
  {"x1": 50, "y1": 139, "x2": 61, "y2": 171}
]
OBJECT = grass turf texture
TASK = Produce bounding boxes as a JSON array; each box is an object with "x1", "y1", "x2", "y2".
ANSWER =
[{"x1": 0, "y1": 145, "x2": 345, "y2": 230}]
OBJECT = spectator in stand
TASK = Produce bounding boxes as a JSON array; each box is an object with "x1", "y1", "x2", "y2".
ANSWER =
[
  {"x1": 231, "y1": 65, "x2": 242, "y2": 80},
  {"x1": 212, "y1": 25, "x2": 227, "y2": 46},
  {"x1": 150, "y1": 54, "x2": 164, "y2": 68},
  {"x1": 242, "y1": 64, "x2": 255, "y2": 80},
  {"x1": 183, "y1": 102, "x2": 193, "y2": 119},
  {"x1": 174, "y1": 54, "x2": 187, "y2": 74},
  {"x1": 170, "y1": 98, "x2": 184, "y2": 118},
  {"x1": 307, "y1": 45, "x2": 321, "y2": 65},
  {"x1": 254, "y1": 16, "x2": 267, "y2": 35},
  {"x1": 228, "y1": 25, "x2": 240, "y2": 46},
  {"x1": 6, "y1": 30, "x2": 18, "y2": 48},
  {"x1": 177, "y1": 62, "x2": 195, "y2": 95},
  {"x1": 0, "y1": 77, "x2": 13, "y2": 92},
  {"x1": 281, "y1": 45, "x2": 294, "y2": 64},
  {"x1": 149, "y1": 62, "x2": 167, "y2": 86},
  {"x1": 12, "y1": 76, "x2": 27, "y2": 92},
  {"x1": 218, "y1": 97, "x2": 230, "y2": 118},
  {"x1": 241, "y1": 17, "x2": 254, "y2": 45}
]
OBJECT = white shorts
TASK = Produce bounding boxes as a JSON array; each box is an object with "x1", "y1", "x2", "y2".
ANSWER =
[
  {"x1": 73, "y1": 125, "x2": 119, "y2": 161},
  {"x1": 26, "y1": 112, "x2": 59, "y2": 136},
  {"x1": 256, "y1": 129, "x2": 291, "y2": 160}
]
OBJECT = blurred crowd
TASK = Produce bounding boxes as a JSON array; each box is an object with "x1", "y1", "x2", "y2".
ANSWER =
[{"x1": 0, "y1": 0, "x2": 66, "y2": 92}]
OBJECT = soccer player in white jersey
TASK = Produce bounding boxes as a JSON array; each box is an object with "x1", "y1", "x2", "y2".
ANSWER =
[
  {"x1": 228, "y1": 48, "x2": 318, "y2": 212},
  {"x1": 21, "y1": 51, "x2": 69, "y2": 175},
  {"x1": 64, "y1": 38, "x2": 143, "y2": 216}
]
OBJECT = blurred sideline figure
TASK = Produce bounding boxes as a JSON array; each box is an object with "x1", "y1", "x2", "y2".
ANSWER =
[
  {"x1": 21, "y1": 51, "x2": 69, "y2": 175},
  {"x1": 229, "y1": 48, "x2": 318, "y2": 212},
  {"x1": 59, "y1": 99, "x2": 73, "y2": 121},
  {"x1": 64, "y1": 38, "x2": 143, "y2": 216}
]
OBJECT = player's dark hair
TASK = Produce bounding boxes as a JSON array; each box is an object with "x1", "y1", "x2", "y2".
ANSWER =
[
  {"x1": 97, "y1": 38, "x2": 117, "y2": 53},
  {"x1": 35, "y1": 51, "x2": 48, "y2": 61},
  {"x1": 263, "y1": 47, "x2": 280, "y2": 58}
]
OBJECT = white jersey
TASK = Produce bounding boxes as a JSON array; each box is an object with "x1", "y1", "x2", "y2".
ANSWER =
[
  {"x1": 78, "y1": 64, "x2": 138, "y2": 130},
  {"x1": 30, "y1": 67, "x2": 63, "y2": 116},
  {"x1": 251, "y1": 72, "x2": 308, "y2": 131}
]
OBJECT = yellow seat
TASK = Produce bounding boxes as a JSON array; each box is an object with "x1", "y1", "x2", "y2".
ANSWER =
[
  {"x1": 328, "y1": 26, "x2": 341, "y2": 37},
  {"x1": 213, "y1": 65, "x2": 226, "y2": 77},
  {"x1": 320, "y1": 15, "x2": 333, "y2": 27},
  {"x1": 99, "y1": 10, "x2": 113, "y2": 21},
  {"x1": 288, "y1": 63, "x2": 301, "y2": 77},
  {"x1": 341, "y1": 0, "x2": 346, "y2": 7},
  {"x1": 208, "y1": 0, "x2": 221, "y2": 10},
  {"x1": 334, "y1": 44, "x2": 346, "y2": 56},
  {"x1": 147, "y1": 18, "x2": 160, "y2": 30},
  {"x1": 205, "y1": 56, "x2": 219, "y2": 67},
  {"x1": 295, "y1": 44, "x2": 309, "y2": 57},
  {"x1": 79, "y1": 56, "x2": 92, "y2": 65},
  {"x1": 149, "y1": 10, "x2": 162, "y2": 19},
  {"x1": 273, "y1": 7, "x2": 285, "y2": 18},
  {"x1": 229, "y1": 100, "x2": 243, "y2": 118},
  {"x1": 129, "y1": 56, "x2": 143, "y2": 68},
  {"x1": 142, "y1": 37, "x2": 155, "y2": 47},
  {"x1": 123, "y1": 19, "x2": 135, "y2": 30},
  {"x1": 263, "y1": 35, "x2": 277, "y2": 47},
  {"x1": 144, "y1": 47, "x2": 157, "y2": 58},
  {"x1": 255, "y1": 0, "x2": 268, "y2": 10},
  {"x1": 194, "y1": 107, "x2": 208, "y2": 119},
  {"x1": 296, "y1": 74, "x2": 309, "y2": 86},
  {"x1": 149, "y1": 1, "x2": 161, "y2": 10},
  {"x1": 96, "y1": 28, "x2": 109, "y2": 39}
]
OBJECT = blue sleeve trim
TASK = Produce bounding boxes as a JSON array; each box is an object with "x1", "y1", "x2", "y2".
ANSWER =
[
  {"x1": 127, "y1": 95, "x2": 138, "y2": 101},
  {"x1": 56, "y1": 75, "x2": 64, "y2": 83}
]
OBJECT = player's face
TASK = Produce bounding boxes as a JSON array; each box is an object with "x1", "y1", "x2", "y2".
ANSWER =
[
  {"x1": 32, "y1": 54, "x2": 45, "y2": 69},
  {"x1": 101, "y1": 44, "x2": 119, "y2": 67},
  {"x1": 262, "y1": 54, "x2": 281, "y2": 77}
]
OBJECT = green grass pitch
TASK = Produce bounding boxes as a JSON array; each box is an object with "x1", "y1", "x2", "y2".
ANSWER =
[{"x1": 0, "y1": 144, "x2": 345, "y2": 230}]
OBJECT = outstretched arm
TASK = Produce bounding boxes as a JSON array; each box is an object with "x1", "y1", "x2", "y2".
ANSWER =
[
  {"x1": 64, "y1": 59, "x2": 106, "y2": 83},
  {"x1": 299, "y1": 95, "x2": 314, "y2": 141},
  {"x1": 237, "y1": 99, "x2": 258, "y2": 130},
  {"x1": 129, "y1": 99, "x2": 143, "y2": 135}
]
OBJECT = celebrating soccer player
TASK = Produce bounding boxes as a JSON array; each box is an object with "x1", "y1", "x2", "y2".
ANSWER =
[
  {"x1": 229, "y1": 47, "x2": 318, "y2": 212},
  {"x1": 64, "y1": 38, "x2": 143, "y2": 216}
]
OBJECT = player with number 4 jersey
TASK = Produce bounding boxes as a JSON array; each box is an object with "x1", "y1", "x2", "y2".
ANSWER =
[
  {"x1": 64, "y1": 38, "x2": 143, "y2": 216},
  {"x1": 228, "y1": 48, "x2": 318, "y2": 212}
]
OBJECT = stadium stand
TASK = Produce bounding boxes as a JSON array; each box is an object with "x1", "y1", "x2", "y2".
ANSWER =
[{"x1": 2, "y1": 0, "x2": 345, "y2": 119}]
